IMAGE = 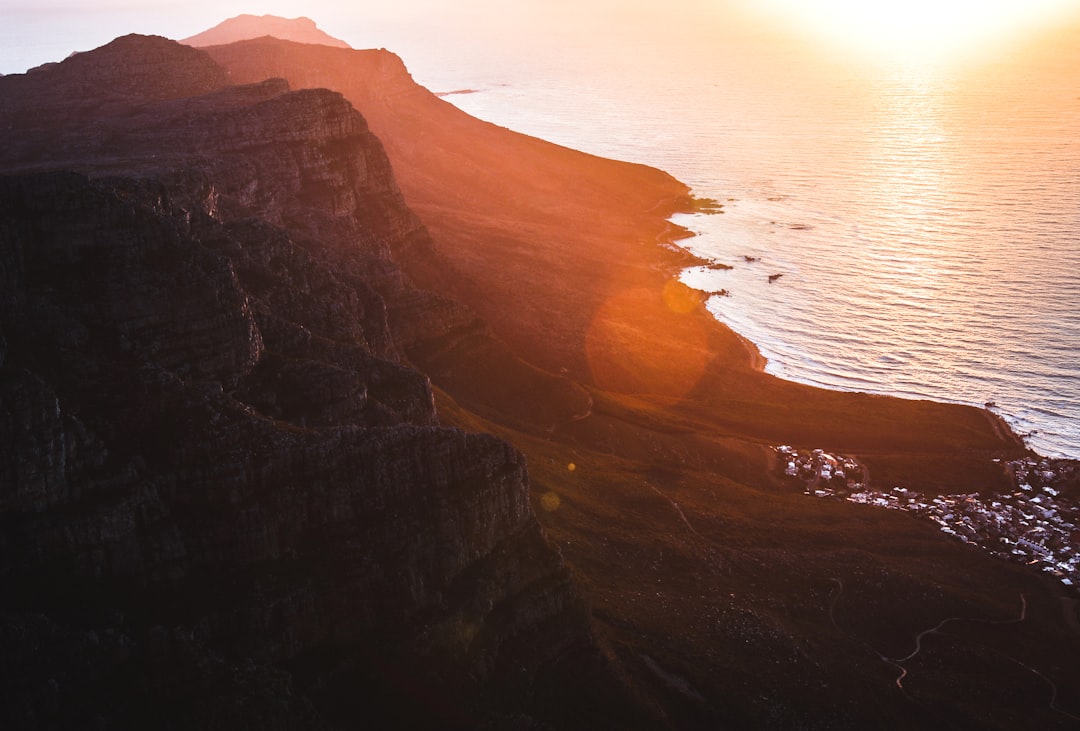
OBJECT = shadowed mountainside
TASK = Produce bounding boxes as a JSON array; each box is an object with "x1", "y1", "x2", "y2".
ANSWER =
[
  {"x1": 1, "y1": 19, "x2": 1078, "y2": 730},
  {"x1": 0, "y1": 35, "x2": 645, "y2": 730}
]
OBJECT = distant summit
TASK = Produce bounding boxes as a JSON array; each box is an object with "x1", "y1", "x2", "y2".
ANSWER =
[{"x1": 180, "y1": 14, "x2": 351, "y2": 49}]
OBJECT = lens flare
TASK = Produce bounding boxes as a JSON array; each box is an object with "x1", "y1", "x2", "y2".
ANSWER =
[
  {"x1": 584, "y1": 286, "x2": 711, "y2": 401},
  {"x1": 540, "y1": 492, "x2": 562, "y2": 512}
]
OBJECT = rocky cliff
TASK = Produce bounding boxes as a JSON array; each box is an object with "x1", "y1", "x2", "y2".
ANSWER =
[{"x1": 0, "y1": 35, "x2": 600, "y2": 729}]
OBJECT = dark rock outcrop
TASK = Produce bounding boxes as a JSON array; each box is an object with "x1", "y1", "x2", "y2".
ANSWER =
[{"x1": 0, "y1": 34, "x2": 594, "y2": 729}]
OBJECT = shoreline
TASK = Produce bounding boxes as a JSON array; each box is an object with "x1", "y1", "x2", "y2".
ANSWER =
[
  {"x1": 664, "y1": 207, "x2": 1079, "y2": 461},
  {"x1": 655, "y1": 204, "x2": 770, "y2": 375},
  {"x1": 728, "y1": 326, "x2": 769, "y2": 373},
  {"x1": 377, "y1": 51, "x2": 1056, "y2": 462},
  {"x1": 703, "y1": 292, "x2": 1073, "y2": 459}
]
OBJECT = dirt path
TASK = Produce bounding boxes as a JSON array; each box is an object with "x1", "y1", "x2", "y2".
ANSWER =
[
  {"x1": 569, "y1": 392, "x2": 594, "y2": 423},
  {"x1": 884, "y1": 594, "x2": 1027, "y2": 688},
  {"x1": 645, "y1": 482, "x2": 702, "y2": 538},
  {"x1": 828, "y1": 587, "x2": 1038, "y2": 693},
  {"x1": 827, "y1": 578, "x2": 845, "y2": 634}
]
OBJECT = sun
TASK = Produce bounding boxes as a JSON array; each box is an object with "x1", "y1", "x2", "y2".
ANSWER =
[{"x1": 753, "y1": 0, "x2": 1077, "y2": 62}]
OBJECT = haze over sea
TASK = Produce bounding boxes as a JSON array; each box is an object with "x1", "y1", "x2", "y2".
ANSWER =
[{"x1": 3, "y1": 2, "x2": 1078, "y2": 458}]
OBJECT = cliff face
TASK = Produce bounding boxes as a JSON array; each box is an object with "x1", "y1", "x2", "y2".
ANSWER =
[
  {"x1": 0, "y1": 35, "x2": 591, "y2": 729},
  {"x1": 200, "y1": 37, "x2": 696, "y2": 384}
]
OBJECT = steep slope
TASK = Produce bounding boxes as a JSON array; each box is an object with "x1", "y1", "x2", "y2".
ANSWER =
[
  {"x1": 196, "y1": 37, "x2": 690, "y2": 375},
  {"x1": 0, "y1": 35, "x2": 617, "y2": 730}
]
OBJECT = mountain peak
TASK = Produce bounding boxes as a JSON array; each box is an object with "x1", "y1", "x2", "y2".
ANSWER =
[
  {"x1": 180, "y1": 14, "x2": 351, "y2": 49},
  {"x1": 22, "y1": 34, "x2": 229, "y2": 101}
]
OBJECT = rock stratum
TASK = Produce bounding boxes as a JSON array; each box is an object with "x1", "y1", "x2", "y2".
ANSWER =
[{"x1": 2, "y1": 17, "x2": 1079, "y2": 731}]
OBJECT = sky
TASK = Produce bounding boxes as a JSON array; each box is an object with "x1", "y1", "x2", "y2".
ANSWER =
[
  {"x1": 3, "y1": 1, "x2": 1080, "y2": 75},
  {"x1": 0, "y1": 1, "x2": 756, "y2": 75},
  {"x1": 0, "y1": 1, "x2": 606, "y2": 73}
]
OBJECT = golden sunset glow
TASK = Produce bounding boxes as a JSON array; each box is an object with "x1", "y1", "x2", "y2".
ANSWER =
[{"x1": 756, "y1": 0, "x2": 1076, "y2": 61}]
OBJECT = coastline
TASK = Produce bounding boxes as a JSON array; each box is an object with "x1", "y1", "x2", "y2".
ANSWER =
[
  {"x1": 406, "y1": 27, "x2": 1080, "y2": 464},
  {"x1": 728, "y1": 326, "x2": 769, "y2": 373},
  {"x1": 982, "y1": 407, "x2": 1029, "y2": 451},
  {"x1": 206, "y1": 36, "x2": 1040, "y2": 471},
  {"x1": 655, "y1": 204, "x2": 771, "y2": 376},
  {"x1": 689, "y1": 269, "x2": 1067, "y2": 458},
  {"x1": 664, "y1": 206, "x2": 1079, "y2": 460}
]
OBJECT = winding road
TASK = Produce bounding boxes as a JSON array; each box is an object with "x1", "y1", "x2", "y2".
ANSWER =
[
  {"x1": 891, "y1": 594, "x2": 1027, "y2": 667},
  {"x1": 827, "y1": 583, "x2": 1078, "y2": 720}
]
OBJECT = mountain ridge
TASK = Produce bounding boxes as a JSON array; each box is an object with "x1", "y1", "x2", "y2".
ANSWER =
[
  {"x1": 1, "y1": 19, "x2": 1078, "y2": 730},
  {"x1": 0, "y1": 34, "x2": 630, "y2": 730}
]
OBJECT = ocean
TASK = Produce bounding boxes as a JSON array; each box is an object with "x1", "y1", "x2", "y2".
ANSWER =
[{"x1": 349, "y1": 14, "x2": 1080, "y2": 460}]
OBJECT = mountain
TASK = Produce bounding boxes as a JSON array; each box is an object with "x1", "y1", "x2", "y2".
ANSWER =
[
  {"x1": 0, "y1": 34, "x2": 629, "y2": 730},
  {"x1": 2, "y1": 18, "x2": 1079, "y2": 731},
  {"x1": 181, "y1": 14, "x2": 351, "y2": 49}
]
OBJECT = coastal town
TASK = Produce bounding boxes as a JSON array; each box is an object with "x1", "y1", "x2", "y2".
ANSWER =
[{"x1": 776, "y1": 445, "x2": 1080, "y2": 591}]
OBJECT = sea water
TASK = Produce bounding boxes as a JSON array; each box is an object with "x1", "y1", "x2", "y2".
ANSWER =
[{"x1": 362, "y1": 17, "x2": 1080, "y2": 459}]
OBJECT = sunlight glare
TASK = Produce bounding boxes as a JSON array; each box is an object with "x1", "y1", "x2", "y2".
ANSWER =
[{"x1": 755, "y1": 0, "x2": 1077, "y2": 62}]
